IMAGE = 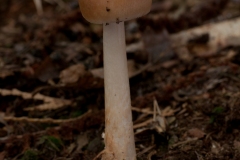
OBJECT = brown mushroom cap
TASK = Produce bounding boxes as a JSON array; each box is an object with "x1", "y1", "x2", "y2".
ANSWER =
[{"x1": 79, "y1": 0, "x2": 152, "y2": 24}]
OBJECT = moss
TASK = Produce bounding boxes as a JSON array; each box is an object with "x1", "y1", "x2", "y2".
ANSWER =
[{"x1": 21, "y1": 149, "x2": 39, "y2": 160}]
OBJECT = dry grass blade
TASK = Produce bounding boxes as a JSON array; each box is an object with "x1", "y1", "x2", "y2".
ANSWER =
[
  {"x1": 133, "y1": 99, "x2": 172, "y2": 133},
  {"x1": 153, "y1": 98, "x2": 167, "y2": 133}
]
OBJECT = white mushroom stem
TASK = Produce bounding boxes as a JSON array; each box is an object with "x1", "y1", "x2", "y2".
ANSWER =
[
  {"x1": 103, "y1": 22, "x2": 136, "y2": 159},
  {"x1": 33, "y1": 0, "x2": 43, "y2": 16}
]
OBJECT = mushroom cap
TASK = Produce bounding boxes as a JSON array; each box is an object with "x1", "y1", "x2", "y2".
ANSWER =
[{"x1": 79, "y1": 0, "x2": 152, "y2": 24}]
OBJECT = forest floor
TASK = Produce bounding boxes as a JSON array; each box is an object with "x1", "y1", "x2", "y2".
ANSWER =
[{"x1": 1, "y1": 0, "x2": 240, "y2": 159}]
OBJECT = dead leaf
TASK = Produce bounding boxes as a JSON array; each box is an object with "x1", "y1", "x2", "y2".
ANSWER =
[
  {"x1": 0, "y1": 69, "x2": 13, "y2": 78},
  {"x1": 90, "y1": 68, "x2": 104, "y2": 79},
  {"x1": 33, "y1": 56, "x2": 61, "y2": 82},
  {"x1": 161, "y1": 60, "x2": 178, "y2": 69},
  {"x1": 211, "y1": 141, "x2": 221, "y2": 154},
  {"x1": 188, "y1": 128, "x2": 205, "y2": 139},
  {"x1": 0, "y1": 151, "x2": 6, "y2": 160},
  {"x1": 188, "y1": 44, "x2": 217, "y2": 58},
  {"x1": 175, "y1": 46, "x2": 193, "y2": 62},
  {"x1": 234, "y1": 140, "x2": 240, "y2": 150},
  {"x1": 76, "y1": 133, "x2": 89, "y2": 151},
  {"x1": 59, "y1": 63, "x2": 86, "y2": 84},
  {"x1": 220, "y1": 50, "x2": 237, "y2": 61},
  {"x1": 181, "y1": 145, "x2": 192, "y2": 152},
  {"x1": 143, "y1": 29, "x2": 175, "y2": 64}
]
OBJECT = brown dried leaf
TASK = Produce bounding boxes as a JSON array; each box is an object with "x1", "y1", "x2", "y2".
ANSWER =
[
  {"x1": 76, "y1": 133, "x2": 89, "y2": 151},
  {"x1": 144, "y1": 29, "x2": 175, "y2": 64},
  {"x1": 0, "y1": 151, "x2": 6, "y2": 160},
  {"x1": 90, "y1": 68, "x2": 104, "y2": 79},
  {"x1": 33, "y1": 57, "x2": 60, "y2": 82},
  {"x1": 60, "y1": 63, "x2": 86, "y2": 84},
  {"x1": 188, "y1": 128, "x2": 205, "y2": 139},
  {"x1": 234, "y1": 140, "x2": 240, "y2": 150},
  {"x1": 211, "y1": 141, "x2": 221, "y2": 155},
  {"x1": 0, "y1": 69, "x2": 13, "y2": 78}
]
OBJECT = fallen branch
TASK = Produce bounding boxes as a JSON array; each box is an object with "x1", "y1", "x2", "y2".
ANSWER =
[
  {"x1": 170, "y1": 17, "x2": 240, "y2": 49},
  {"x1": 133, "y1": 17, "x2": 240, "y2": 59}
]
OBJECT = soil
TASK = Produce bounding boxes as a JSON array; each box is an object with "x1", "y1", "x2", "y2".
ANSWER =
[{"x1": 1, "y1": 0, "x2": 240, "y2": 159}]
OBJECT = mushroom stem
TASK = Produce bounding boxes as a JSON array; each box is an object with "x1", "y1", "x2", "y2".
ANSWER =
[
  {"x1": 33, "y1": 0, "x2": 43, "y2": 16},
  {"x1": 103, "y1": 22, "x2": 136, "y2": 159}
]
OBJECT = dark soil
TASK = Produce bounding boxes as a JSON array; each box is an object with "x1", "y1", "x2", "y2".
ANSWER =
[{"x1": 1, "y1": 0, "x2": 240, "y2": 159}]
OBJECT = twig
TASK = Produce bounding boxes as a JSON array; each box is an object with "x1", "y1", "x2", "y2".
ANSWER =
[
  {"x1": 147, "y1": 150, "x2": 157, "y2": 160},
  {"x1": 170, "y1": 138, "x2": 198, "y2": 148},
  {"x1": 0, "y1": 88, "x2": 72, "y2": 111},
  {"x1": 93, "y1": 149, "x2": 106, "y2": 160},
  {"x1": 132, "y1": 107, "x2": 153, "y2": 114},
  {"x1": 133, "y1": 119, "x2": 152, "y2": 129},
  {"x1": 137, "y1": 145, "x2": 156, "y2": 157},
  {"x1": 4, "y1": 110, "x2": 92, "y2": 124}
]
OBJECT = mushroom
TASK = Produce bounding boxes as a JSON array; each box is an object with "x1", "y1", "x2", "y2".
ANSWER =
[
  {"x1": 78, "y1": 0, "x2": 151, "y2": 159},
  {"x1": 33, "y1": 0, "x2": 43, "y2": 16}
]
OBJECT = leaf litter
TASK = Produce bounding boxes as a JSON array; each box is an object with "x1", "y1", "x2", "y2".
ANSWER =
[{"x1": 1, "y1": 0, "x2": 240, "y2": 159}]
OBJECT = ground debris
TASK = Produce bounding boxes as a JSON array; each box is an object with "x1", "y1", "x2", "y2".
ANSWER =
[{"x1": 1, "y1": 0, "x2": 240, "y2": 159}]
